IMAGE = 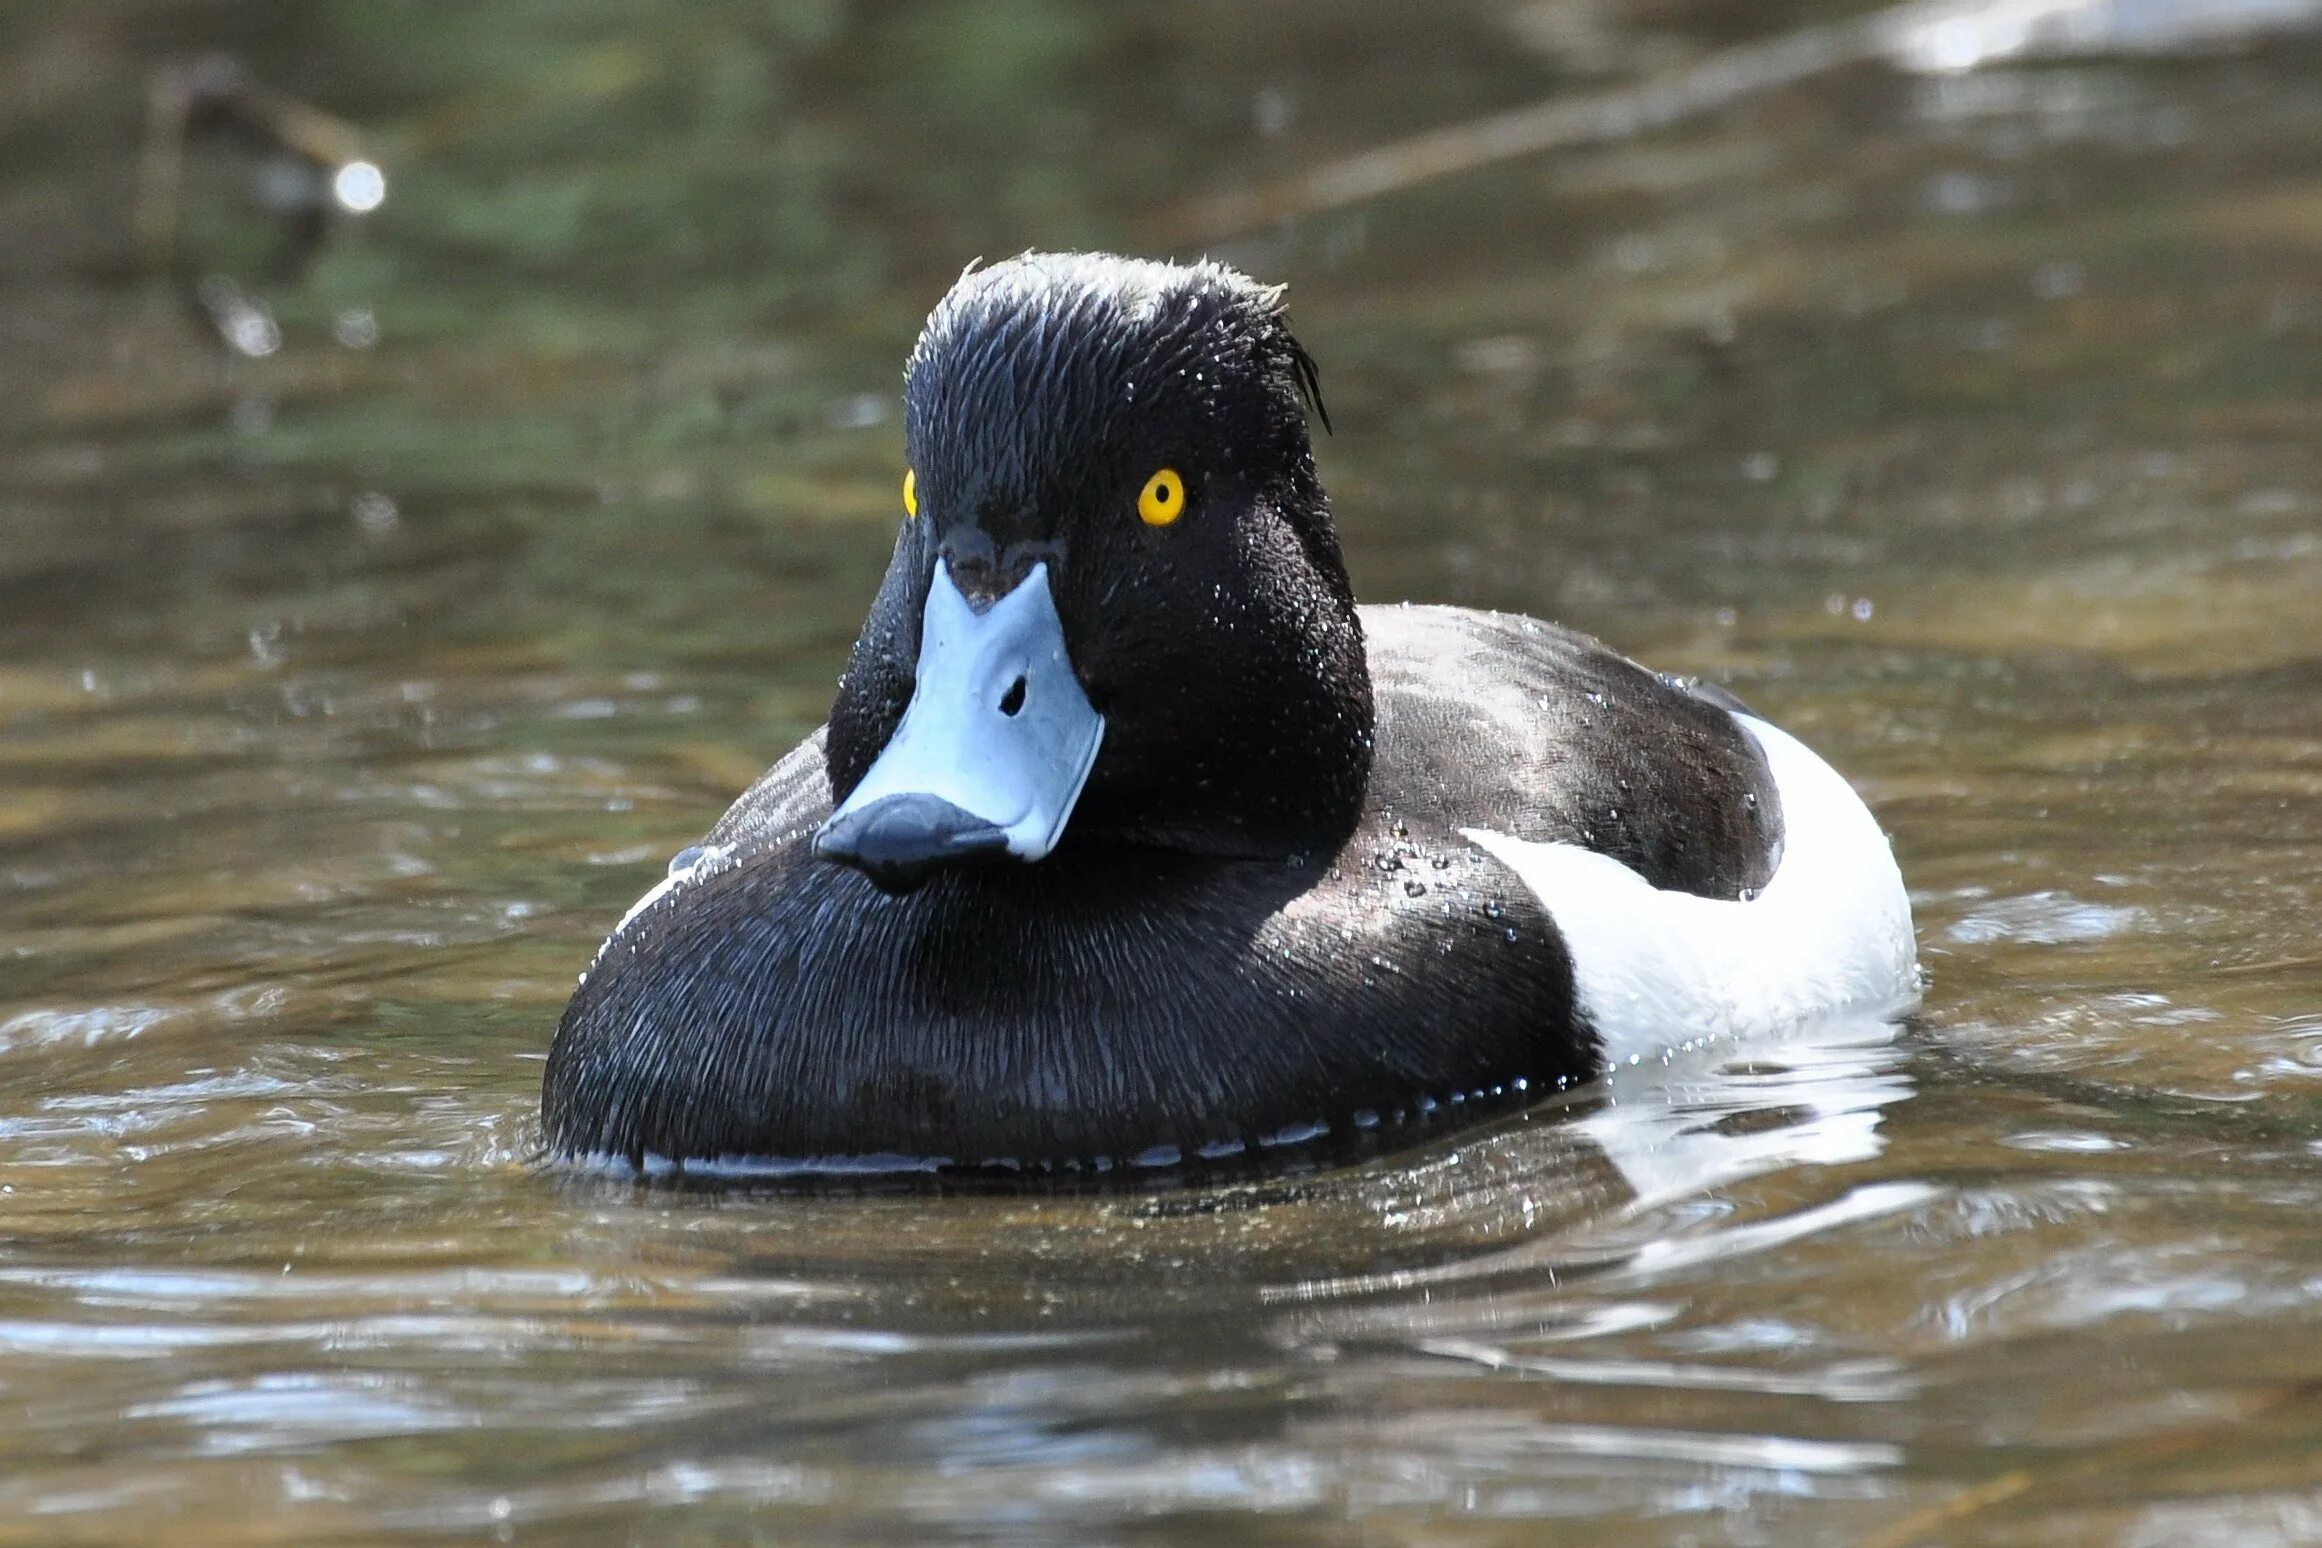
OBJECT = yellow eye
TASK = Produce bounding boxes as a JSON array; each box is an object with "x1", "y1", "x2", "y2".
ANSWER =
[
  {"x1": 902, "y1": 467, "x2": 918, "y2": 519},
  {"x1": 1138, "y1": 467, "x2": 1185, "y2": 527}
]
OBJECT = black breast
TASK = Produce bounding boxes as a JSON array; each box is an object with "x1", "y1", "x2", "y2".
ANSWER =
[{"x1": 543, "y1": 755, "x2": 1584, "y2": 1171}]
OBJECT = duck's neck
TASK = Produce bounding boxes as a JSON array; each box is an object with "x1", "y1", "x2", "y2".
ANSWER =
[{"x1": 1072, "y1": 552, "x2": 1373, "y2": 866}]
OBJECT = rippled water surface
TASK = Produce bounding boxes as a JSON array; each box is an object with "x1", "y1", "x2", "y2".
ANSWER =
[{"x1": 10, "y1": 3, "x2": 2322, "y2": 1542}]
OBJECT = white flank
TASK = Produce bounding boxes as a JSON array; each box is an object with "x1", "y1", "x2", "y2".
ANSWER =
[{"x1": 1462, "y1": 716, "x2": 1918, "y2": 1066}]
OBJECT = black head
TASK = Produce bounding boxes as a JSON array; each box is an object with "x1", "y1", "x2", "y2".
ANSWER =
[{"x1": 820, "y1": 253, "x2": 1372, "y2": 886}]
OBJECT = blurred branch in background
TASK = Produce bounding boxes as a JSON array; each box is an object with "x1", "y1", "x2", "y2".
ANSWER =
[
  {"x1": 136, "y1": 53, "x2": 386, "y2": 357},
  {"x1": 1153, "y1": 0, "x2": 2322, "y2": 245}
]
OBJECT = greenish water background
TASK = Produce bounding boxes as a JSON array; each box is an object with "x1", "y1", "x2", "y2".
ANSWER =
[{"x1": 8, "y1": 2, "x2": 2322, "y2": 1541}]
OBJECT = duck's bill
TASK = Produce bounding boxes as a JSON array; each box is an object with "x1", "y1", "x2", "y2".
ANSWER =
[{"x1": 814, "y1": 561, "x2": 1105, "y2": 894}]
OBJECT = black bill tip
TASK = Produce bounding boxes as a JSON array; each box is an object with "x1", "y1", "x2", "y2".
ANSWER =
[{"x1": 814, "y1": 792, "x2": 1010, "y2": 895}]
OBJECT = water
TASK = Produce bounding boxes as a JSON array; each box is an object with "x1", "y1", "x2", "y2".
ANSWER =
[{"x1": 8, "y1": 2, "x2": 2322, "y2": 1541}]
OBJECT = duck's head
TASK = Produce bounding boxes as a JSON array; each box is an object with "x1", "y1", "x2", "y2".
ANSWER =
[{"x1": 816, "y1": 252, "x2": 1373, "y2": 893}]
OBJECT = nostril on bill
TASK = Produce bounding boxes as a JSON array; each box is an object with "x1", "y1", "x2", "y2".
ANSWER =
[{"x1": 999, "y1": 676, "x2": 1027, "y2": 717}]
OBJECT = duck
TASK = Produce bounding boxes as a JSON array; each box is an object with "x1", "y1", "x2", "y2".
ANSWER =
[{"x1": 542, "y1": 251, "x2": 1919, "y2": 1175}]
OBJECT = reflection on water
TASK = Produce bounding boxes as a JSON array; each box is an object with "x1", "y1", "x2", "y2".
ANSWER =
[
  {"x1": 0, "y1": 1020, "x2": 1920, "y2": 1538},
  {"x1": 1883, "y1": 0, "x2": 2322, "y2": 74},
  {"x1": 1584, "y1": 1017, "x2": 1911, "y2": 1211},
  {"x1": 10, "y1": 0, "x2": 2322, "y2": 1541}
]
